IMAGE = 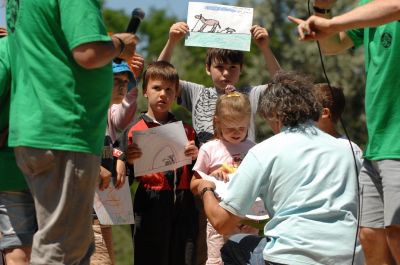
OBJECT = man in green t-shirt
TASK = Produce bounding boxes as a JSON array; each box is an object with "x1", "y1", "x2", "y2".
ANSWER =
[
  {"x1": 0, "y1": 31, "x2": 37, "y2": 265},
  {"x1": 5, "y1": 0, "x2": 137, "y2": 264},
  {"x1": 289, "y1": 1, "x2": 400, "y2": 264}
]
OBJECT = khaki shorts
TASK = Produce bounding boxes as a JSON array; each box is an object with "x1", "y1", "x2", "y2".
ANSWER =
[{"x1": 359, "y1": 159, "x2": 400, "y2": 228}]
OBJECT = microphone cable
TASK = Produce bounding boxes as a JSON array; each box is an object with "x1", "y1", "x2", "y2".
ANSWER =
[{"x1": 305, "y1": 1, "x2": 361, "y2": 265}]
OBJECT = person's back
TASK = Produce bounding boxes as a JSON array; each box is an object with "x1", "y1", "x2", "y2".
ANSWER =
[
  {"x1": 7, "y1": 0, "x2": 112, "y2": 153},
  {"x1": 6, "y1": 0, "x2": 137, "y2": 264},
  {"x1": 195, "y1": 71, "x2": 358, "y2": 265}
]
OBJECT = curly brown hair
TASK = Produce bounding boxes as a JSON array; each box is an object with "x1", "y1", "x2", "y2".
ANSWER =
[{"x1": 258, "y1": 71, "x2": 322, "y2": 128}]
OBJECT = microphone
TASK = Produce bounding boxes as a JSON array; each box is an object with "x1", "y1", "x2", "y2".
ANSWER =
[
  {"x1": 114, "y1": 8, "x2": 145, "y2": 63},
  {"x1": 126, "y1": 8, "x2": 145, "y2": 34}
]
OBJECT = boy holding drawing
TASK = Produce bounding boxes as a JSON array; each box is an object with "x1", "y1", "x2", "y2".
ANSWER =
[
  {"x1": 126, "y1": 61, "x2": 199, "y2": 265},
  {"x1": 159, "y1": 13, "x2": 280, "y2": 265},
  {"x1": 158, "y1": 22, "x2": 280, "y2": 144}
]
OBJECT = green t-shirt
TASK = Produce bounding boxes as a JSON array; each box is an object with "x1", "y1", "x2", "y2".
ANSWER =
[
  {"x1": 347, "y1": 0, "x2": 400, "y2": 160},
  {"x1": 0, "y1": 37, "x2": 29, "y2": 191},
  {"x1": 6, "y1": 0, "x2": 113, "y2": 155}
]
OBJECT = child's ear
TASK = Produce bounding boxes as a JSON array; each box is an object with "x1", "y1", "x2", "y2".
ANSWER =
[{"x1": 205, "y1": 64, "x2": 211, "y2": 76}]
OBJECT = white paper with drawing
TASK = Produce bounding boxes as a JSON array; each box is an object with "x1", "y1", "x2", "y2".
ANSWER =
[
  {"x1": 133, "y1": 121, "x2": 191, "y2": 176},
  {"x1": 93, "y1": 181, "x2": 135, "y2": 225},
  {"x1": 185, "y1": 2, "x2": 253, "y2": 51}
]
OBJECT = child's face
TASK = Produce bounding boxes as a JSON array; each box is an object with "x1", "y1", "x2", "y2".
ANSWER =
[
  {"x1": 144, "y1": 78, "x2": 177, "y2": 117},
  {"x1": 206, "y1": 61, "x2": 242, "y2": 92},
  {"x1": 111, "y1": 73, "x2": 130, "y2": 105},
  {"x1": 217, "y1": 116, "x2": 250, "y2": 144}
]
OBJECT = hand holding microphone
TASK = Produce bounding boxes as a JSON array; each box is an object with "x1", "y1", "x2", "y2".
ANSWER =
[{"x1": 114, "y1": 8, "x2": 145, "y2": 62}]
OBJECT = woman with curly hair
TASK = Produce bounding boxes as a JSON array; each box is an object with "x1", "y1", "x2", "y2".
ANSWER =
[{"x1": 192, "y1": 71, "x2": 359, "y2": 265}]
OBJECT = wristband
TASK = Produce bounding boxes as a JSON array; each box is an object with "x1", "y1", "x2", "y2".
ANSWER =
[
  {"x1": 200, "y1": 187, "x2": 215, "y2": 199},
  {"x1": 114, "y1": 36, "x2": 125, "y2": 57},
  {"x1": 313, "y1": 6, "x2": 331, "y2": 14}
]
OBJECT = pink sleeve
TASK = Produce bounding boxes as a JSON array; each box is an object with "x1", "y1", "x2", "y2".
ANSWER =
[
  {"x1": 109, "y1": 88, "x2": 138, "y2": 131},
  {"x1": 193, "y1": 146, "x2": 211, "y2": 174}
]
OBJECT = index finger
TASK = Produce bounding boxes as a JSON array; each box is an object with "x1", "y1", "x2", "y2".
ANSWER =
[{"x1": 287, "y1": 16, "x2": 304, "y2": 25}]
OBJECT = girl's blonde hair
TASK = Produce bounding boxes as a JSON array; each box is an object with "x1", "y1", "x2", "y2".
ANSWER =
[{"x1": 213, "y1": 92, "x2": 251, "y2": 139}]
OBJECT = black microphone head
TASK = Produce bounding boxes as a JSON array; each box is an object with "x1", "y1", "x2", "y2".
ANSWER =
[
  {"x1": 126, "y1": 8, "x2": 145, "y2": 33},
  {"x1": 132, "y1": 8, "x2": 145, "y2": 20}
]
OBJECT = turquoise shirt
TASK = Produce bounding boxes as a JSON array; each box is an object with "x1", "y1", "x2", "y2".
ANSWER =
[{"x1": 220, "y1": 124, "x2": 358, "y2": 265}]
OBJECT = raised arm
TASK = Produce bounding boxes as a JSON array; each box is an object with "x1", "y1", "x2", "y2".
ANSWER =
[
  {"x1": 158, "y1": 22, "x2": 189, "y2": 62},
  {"x1": 250, "y1": 25, "x2": 281, "y2": 78},
  {"x1": 109, "y1": 54, "x2": 144, "y2": 133}
]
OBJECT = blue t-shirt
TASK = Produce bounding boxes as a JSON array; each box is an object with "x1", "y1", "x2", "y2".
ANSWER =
[{"x1": 220, "y1": 123, "x2": 358, "y2": 265}]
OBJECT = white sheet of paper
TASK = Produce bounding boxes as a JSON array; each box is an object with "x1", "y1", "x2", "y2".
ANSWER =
[
  {"x1": 185, "y1": 2, "x2": 253, "y2": 51},
  {"x1": 133, "y1": 121, "x2": 191, "y2": 176},
  {"x1": 197, "y1": 171, "x2": 228, "y2": 199},
  {"x1": 197, "y1": 171, "x2": 269, "y2": 221},
  {"x1": 93, "y1": 180, "x2": 135, "y2": 225}
]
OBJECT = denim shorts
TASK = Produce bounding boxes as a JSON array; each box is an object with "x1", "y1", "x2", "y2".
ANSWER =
[{"x1": 0, "y1": 190, "x2": 37, "y2": 250}]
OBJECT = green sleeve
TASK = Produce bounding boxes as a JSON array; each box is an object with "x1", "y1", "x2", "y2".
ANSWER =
[{"x1": 59, "y1": 0, "x2": 111, "y2": 50}]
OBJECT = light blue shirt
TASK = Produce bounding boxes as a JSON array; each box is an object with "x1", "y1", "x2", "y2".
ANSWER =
[{"x1": 220, "y1": 124, "x2": 358, "y2": 265}]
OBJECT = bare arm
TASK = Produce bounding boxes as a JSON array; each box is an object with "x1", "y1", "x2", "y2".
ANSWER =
[
  {"x1": 196, "y1": 180, "x2": 242, "y2": 235},
  {"x1": 288, "y1": 0, "x2": 400, "y2": 43},
  {"x1": 73, "y1": 33, "x2": 137, "y2": 69},
  {"x1": 330, "y1": 0, "x2": 400, "y2": 31},
  {"x1": 251, "y1": 25, "x2": 281, "y2": 77},
  {"x1": 158, "y1": 22, "x2": 189, "y2": 62}
]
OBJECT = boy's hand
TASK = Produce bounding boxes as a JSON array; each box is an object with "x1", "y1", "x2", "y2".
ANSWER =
[
  {"x1": 114, "y1": 159, "x2": 126, "y2": 189},
  {"x1": 169, "y1": 22, "x2": 189, "y2": 44},
  {"x1": 126, "y1": 143, "x2": 142, "y2": 164},
  {"x1": 99, "y1": 166, "x2": 112, "y2": 191},
  {"x1": 129, "y1": 53, "x2": 145, "y2": 79},
  {"x1": 250, "y1": 25, "x2": 270, "y2": 48},
  {"x1": 184, "y1": 140, "x2": 198, "y2": 160},
  {"x1": 210, "y1": 168, "x2": 230, "y2": 183}
]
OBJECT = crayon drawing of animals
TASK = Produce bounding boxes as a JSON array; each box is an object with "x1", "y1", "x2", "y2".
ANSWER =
[{"x1": 193, "y1": 14, "x2": 221, "y2": 33}]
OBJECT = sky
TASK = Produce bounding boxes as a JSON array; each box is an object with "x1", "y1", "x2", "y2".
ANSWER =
[{"x1": 0, "y1": 0, "x2": 238, "y2": 26}]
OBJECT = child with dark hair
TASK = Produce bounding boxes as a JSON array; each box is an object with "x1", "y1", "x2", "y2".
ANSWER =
[
  {"x1": 313, "y1": 83, "x2": 363, "y2": 161},
  {"x1": 126, "y1": 61, "x2": 199, "y2": 265},
  {"x1": 159, "y1": 22, "x2": 280, "y2": 144}
]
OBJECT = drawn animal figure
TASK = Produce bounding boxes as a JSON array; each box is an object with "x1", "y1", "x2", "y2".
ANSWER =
[
  {"x1": 222, "y1": 27, "x2": 236, "y2": 34},
  {"x1": 194, "y1": 14, "x2": 221, "y2": 33}
]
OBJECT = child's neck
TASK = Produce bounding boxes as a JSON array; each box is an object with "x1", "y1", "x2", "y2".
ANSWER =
[{"x1": 146, "y1": 110, "x2": 169, "y2": 124}]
